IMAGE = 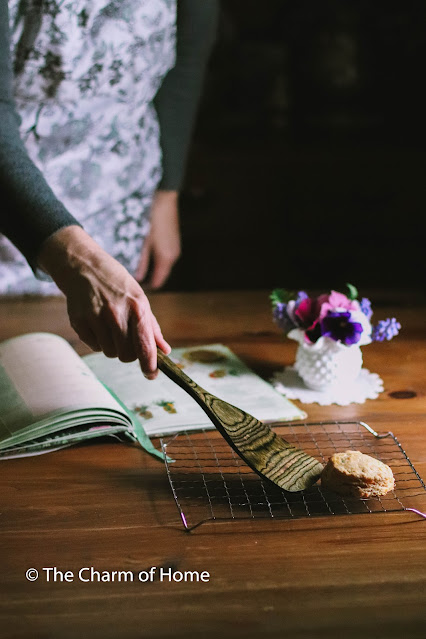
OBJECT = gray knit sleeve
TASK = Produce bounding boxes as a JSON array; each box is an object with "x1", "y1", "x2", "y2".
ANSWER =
[
  {"x1": 0, "y1": 0, "x2": 80, "y2": 272},
  {"x1": 154, "y1": 0, "x2": 218, "y2": 191}
]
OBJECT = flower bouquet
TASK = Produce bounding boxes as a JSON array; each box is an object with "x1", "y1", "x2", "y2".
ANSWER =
[{"x1": 271, "y1": 285, "x2": 400, "y2": 391}]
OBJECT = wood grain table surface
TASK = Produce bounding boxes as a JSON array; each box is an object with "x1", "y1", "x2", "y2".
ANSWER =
[{"x1": 0, "y1": 291, "x2": 425, "y2": 639}]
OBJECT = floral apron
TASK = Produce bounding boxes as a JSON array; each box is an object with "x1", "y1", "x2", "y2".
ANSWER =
[{"x1": 0, "y1": 0, "x2": 176, "y2": 294}]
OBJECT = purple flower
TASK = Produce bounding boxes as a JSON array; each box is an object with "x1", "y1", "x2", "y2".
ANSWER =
[
  {"x1": 273, "y1": 302, "x2": 297, "y2": 333},
  {"x1": 296, "y1": 290, "x2": 308, "y2": 304},
  {"x1": 320, "y1": 310, "x2": 363, "y2": 345},
  {"x1": 360, "y1": 297, "x2": 373, "y2": 320},
  {"x1": 372, "y1": 318, "x2": 401, "y2": 342}
]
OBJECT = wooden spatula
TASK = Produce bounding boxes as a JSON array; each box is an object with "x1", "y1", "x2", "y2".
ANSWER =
[{"x1": 157, "y1": 349, "x2": 323, "y2": 492}]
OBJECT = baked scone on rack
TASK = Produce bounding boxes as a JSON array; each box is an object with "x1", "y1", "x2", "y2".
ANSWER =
[{"x1": 321, "y1": 450, "x2": 395, "y2": 498}]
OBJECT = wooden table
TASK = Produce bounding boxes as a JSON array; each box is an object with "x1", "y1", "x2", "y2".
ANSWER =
[{"x1": 0, "y1": 291, "x2": 425, "y2": 639}]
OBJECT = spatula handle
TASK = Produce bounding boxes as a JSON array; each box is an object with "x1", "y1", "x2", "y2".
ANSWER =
[
  {"x1": 157, "y1": 348, "x2": 275, "y2": 443},
  {"x1": 156, "y1": 348, "x2": 209, "y2": 403},
  {"x1": 156, "y1": 348, "x2": 258, "y2": 435}
]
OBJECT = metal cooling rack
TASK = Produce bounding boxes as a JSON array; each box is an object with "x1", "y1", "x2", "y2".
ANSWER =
[{"x1": 160, "y1": 421, "x2": 426, "y2": 531}]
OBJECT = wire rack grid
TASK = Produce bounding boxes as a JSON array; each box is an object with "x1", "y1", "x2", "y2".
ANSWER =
[{"x1": 159, "y1": 421, "x2": 426, "y2": 532}]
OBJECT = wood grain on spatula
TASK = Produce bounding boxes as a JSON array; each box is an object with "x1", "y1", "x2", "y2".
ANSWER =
[{"x1": 157, "y1": 349, "x2": 323, "y2": 492}]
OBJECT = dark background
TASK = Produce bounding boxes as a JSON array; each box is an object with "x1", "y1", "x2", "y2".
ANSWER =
[{"x1": 166, "y1": 0, "x2": 425, "y2": 295}]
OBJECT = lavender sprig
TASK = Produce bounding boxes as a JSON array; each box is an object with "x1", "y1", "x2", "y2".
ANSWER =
[
  {"x1": 360, "y1": 297, "x2": 373, "y2": 320},
  {"x1": 295, "y1": 290, "x2": 308, "y2": 304},
  {"x1": 372, "y1": 318, "x2": 401, "y2": 342}
]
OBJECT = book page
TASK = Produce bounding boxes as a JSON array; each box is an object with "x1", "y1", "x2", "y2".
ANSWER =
[
  {"x1": 0, "y1": 333, "x2": 123, "y2": 440},
  {"x1": 85, "y1": 344, "x2": 306, "y2": 436}
]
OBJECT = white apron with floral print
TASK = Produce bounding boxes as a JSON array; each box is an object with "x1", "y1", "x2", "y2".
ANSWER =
[{"x1": 0, "y1": 0, "x2": 176, "y2": 294}]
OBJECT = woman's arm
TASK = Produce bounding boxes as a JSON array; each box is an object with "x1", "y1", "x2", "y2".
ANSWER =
[{"x1": 136, "y1": 0, "x2": 219, "y2": 288}]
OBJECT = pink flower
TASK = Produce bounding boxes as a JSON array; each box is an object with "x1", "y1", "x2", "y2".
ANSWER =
[{"x1": 318, "y1": 290, "x2": 359, "y2": 320}]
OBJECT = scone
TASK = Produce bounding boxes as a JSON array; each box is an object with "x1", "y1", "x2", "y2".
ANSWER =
[{"x1": 321, "y1": 450, "x2": 395, "y2": 498}]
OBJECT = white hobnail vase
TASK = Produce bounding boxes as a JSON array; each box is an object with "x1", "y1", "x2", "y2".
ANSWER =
[{"x1": 288, "y1": 328, "x2": 363, "y2": 391}]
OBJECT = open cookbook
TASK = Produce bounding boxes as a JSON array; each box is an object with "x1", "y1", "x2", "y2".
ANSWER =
[{"x1": 0, "y1": 332, "x2": 306, "y2": 459}]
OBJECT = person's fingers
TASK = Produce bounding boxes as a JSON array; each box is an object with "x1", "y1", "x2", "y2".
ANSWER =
[
  {"x1": 134, "y1": 238, "x2": 151, "y2": 282},
  {"x1": 130, "y1": 305, "x2": 158, "y2": 379},
  {"x1": 70, "y1": 319, "x2": 101, "y2": 352},
  {"x1": 110, "y1": 324, "x2": 136, "y2": 363},
  {"x1": 151, "y1": 312, "x2": 171, "y2": 354},
  {"x1": 90, "y1": 315, "x2": 117, "y2": 358},
  {"x1": 106, "y1": 305, "x2": 137, "y2": 363}
]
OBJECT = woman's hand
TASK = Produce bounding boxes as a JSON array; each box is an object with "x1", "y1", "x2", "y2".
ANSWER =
[
  {"x1": 37, "y1": 226, "x2": 171, "y2": 379},
  {"x1": 134, "y1": 190, "x2": 181, "y2": 289}
]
